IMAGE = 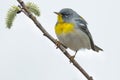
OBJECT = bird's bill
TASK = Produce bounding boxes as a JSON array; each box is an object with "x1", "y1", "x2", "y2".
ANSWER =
[{"x1": 54, "y1": 12, "x2": 60, "y2": 15}]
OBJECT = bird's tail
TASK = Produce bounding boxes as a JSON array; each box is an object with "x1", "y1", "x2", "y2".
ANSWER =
[{"x1": 94, "y1": 45, "x2": 103, "y2": 52}]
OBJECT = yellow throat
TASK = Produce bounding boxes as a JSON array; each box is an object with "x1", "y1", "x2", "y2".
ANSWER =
[{"x1": 55, "y1": 14, "x2": 74, "y2": 35}]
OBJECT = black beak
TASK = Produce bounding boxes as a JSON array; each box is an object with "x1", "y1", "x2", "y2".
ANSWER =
[{"x1": 54, "y1": 12, "x2": 60, "y2": 15}]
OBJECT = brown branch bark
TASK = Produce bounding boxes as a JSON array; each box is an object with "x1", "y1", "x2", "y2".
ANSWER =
[{"x1": 17, "y1": 0, "x2": 93, "y2": 80}]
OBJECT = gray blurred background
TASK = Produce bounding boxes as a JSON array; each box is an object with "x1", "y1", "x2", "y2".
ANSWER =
[{"x1": 0, "y1": 0, "x2": 119, "y2": 80}]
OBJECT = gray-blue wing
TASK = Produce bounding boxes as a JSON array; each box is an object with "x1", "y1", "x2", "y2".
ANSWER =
[{"x1": 75, "y1": 18, "x2": 103, "y2": 52}]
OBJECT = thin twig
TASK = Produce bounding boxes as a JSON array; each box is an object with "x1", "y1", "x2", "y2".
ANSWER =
[{"x1": 17, "y1": 0, "x2": 93, "y2": 80}]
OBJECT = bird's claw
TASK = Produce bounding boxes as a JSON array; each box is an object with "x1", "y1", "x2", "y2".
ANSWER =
[
  {"x1": 55, "y1": 40, "x2": 61, "y2": 49},
  {"x1": 55, "y1": 39, "x2": 67, "y2": 49},
  {"x1": 69, "y1": 55, "x2": 75, "y2": 63}
]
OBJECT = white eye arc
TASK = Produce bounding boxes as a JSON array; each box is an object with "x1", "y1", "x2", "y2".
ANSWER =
[{"x1": 64, "y1": 15, "x2": 68, "y2": 18}]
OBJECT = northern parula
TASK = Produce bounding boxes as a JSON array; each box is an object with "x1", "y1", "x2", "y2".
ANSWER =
[{"x1": 54, "y1": 8, "x2": 103, "y2": 58}]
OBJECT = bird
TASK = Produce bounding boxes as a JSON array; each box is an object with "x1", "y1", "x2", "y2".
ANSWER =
[{"x1": 54, "y1": 8, "x2": 103, "y2": 59}]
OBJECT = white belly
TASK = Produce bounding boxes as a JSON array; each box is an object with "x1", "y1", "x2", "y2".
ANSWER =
[{"x1": 57, "y1": 29, "x2": 91, "y2": 51}]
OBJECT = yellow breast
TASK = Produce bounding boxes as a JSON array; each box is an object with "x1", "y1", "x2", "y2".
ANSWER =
[{"x1": 55, "y1": 22, "x2": 74, "y2": 35}]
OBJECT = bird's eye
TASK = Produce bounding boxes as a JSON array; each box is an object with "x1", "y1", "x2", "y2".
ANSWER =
[
  {"x1": 62, "y1": 13, "x2": 70, "y2": 18},
  {"x1": 64, "y1": 15, "x2": 68, "y2": 18}
]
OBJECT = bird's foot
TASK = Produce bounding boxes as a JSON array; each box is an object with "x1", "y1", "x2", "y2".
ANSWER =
[
  {"x1": 69, "y1": 51, "x2": 77, "y2": 63},
  {"x1": 55, "y1": 39, "x2": 67, "y2": 49},
  {"x1": 69, "y1": 55, "x2": 75, "y2": 63},
  {"x1": 55, "y1": 40, "x2": 61, "y2": 49}
]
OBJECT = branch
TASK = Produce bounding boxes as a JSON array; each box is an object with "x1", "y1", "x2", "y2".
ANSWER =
[{"x1": 17, "y1": 0, "x2": 93, "y2": 80}]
